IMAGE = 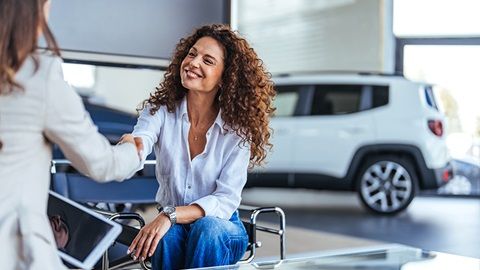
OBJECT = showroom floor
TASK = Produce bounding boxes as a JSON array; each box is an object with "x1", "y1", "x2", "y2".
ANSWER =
[{"x1": 241, "y1": 188, "x2": 480, "y2": 259}]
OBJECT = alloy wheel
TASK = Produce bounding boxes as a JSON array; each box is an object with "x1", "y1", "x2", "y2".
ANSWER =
[{"x1": 360, "y1": 160, "x2": 413, "y2": 213}]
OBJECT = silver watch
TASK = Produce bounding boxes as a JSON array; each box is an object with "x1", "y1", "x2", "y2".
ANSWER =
[{"x1": 158, "y1": 205, "x2": 176, "y2": 225}]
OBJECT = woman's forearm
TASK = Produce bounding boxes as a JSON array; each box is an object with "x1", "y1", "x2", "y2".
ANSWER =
[{"x1": 174, "y1": 204, "x2": 205, "y2": 224}]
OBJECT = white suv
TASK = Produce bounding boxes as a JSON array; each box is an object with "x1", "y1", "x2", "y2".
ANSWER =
[{"x1": 248, "y1": 73, "x2": 453, "y2": 215}]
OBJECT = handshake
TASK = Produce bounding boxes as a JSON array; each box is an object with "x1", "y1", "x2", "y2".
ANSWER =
[{"x1": 119, "y1": 134, "x2": 144, "y2": 159}]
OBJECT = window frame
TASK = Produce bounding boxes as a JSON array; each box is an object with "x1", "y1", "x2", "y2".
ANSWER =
[{"x1": 395, "y1": 37, "x2": 480, "y2": 74}]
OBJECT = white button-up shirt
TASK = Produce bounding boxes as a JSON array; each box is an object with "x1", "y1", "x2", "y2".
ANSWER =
[{"x1": 132, "y1": 97, "x2": 250, "y2": 219}]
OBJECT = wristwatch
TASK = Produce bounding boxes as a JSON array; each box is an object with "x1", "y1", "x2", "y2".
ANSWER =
[{"x1": 158, "y1": 205, "x2": 177, "y2": 226}]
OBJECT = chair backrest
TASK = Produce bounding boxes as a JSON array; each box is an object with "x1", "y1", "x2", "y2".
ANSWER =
[
  {"x1": 51, "y1": 160, "x2": 158, "y2": 204},
  {"x1": 51, "y1": 172, "x2": 158, "y2": 204}
]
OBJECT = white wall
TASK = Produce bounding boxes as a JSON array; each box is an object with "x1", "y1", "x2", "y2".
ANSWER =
[{"x1": 235, "y1": 0, "x2": 395, "y2": 74}]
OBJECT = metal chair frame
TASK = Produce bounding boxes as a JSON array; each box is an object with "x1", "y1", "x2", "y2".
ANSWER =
[{"x1": 238, "y1": 205, "x2": 286, "y2": 263}]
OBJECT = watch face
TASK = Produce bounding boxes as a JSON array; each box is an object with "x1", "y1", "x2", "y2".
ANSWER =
[
  {"x1": 161, "y1": 206, "x2": 176, "y2": 225},
  {"x1": 163, "y1": 206, "x2": 175, "y2": 214}
]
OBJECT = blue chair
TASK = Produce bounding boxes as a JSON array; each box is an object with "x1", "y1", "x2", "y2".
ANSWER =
[
  {"x1": 51, "y1": 162, "x2": 158, "y2": 205},
  {"x1": 50, "y1": 160, "x2": 286, "y2": 269},
  {"x1": 51, "y1": 160, "x2": 157, "y2": 270}
]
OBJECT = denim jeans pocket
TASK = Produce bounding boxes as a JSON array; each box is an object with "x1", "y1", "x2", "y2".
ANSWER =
[{"x1": 228, "y1": 235, "x2": 249, "y2": 264}]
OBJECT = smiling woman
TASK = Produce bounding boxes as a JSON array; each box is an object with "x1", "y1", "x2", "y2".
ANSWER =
[
  {"x1": 122, "y1": 24, "x2": 276, "y2": 269},
  {"x1": 139, "y1": 24, "x2": 276, "y2": 167},
  {"x1": 180, "y1": 37, "x2": 225, "y2": 94}
]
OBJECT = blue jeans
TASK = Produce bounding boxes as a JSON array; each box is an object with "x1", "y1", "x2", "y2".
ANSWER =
[{"x1": 151, "y1": 211, "x2": 248, "y2": 270}]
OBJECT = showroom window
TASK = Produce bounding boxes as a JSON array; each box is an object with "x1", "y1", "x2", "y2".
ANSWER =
[
  {"x1": 311, "y1": 85, "x2": 362, "y2": 115},
  {"x1": 395, "y1": 0, "x2": 480, "y2": 196},
  {"x1": 62, "y1": 63, "x2": 96, "y2": 89},
  {"x1": 394, "y1": 0, "x2": 480, "y2": 37},
  {"x1": 61, "y1": 63, "x2": 164, "y2": 114},
  {"x1": 274, "y1": 85, "x2": 300, "y2": 117}
]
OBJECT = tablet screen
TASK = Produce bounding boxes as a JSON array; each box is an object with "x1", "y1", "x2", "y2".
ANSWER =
[{"x1": 47, "y1": 191, "x2": 121, "y2": 268}]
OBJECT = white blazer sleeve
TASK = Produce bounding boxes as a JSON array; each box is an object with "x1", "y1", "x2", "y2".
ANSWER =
[{"x1": 43, "y1": 57, "x2": 140, "y2": 181}]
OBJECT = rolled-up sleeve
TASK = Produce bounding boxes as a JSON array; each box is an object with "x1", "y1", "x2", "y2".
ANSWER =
[
  {"x1": 191, "y1": 141, "x2": 250, "y2": 219},
  {"x1": 132, "y1": 105, "x2": 164, "y2": 168}
]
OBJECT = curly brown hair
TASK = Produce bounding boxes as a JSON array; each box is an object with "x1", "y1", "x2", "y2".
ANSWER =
[{"x1": 139, "y1": 24, "x2": 276, "y2": 168}]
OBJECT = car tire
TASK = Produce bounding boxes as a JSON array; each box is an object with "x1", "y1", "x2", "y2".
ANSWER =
[{"x1": 356, "y1": 155, "x2": 418, "y2": 215}]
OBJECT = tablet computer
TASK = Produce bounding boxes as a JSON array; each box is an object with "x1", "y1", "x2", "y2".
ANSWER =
[{"x1": 48, "y1": 191, "x2": 122, "y2": 269}]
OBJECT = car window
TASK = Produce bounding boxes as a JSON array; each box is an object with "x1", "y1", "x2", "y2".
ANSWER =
[
  {"x1": 274, "y1": 85, "x2": 300, "y2": 117},
  {"x1": 311, "y1": 85, "x2": 362, "y2": 115},
  {"x1": 424, "y1": 85, "x2": 439, "y2": 111},
  {"x1": 372, "y1": 85, "x2": 389, "y2": 108}
]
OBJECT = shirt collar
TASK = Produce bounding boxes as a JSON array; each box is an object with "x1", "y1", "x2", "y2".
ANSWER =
[
  {"x1": 179, "y1": 97, "x2": 224, "y2": 131},
  {"x1": 179, "y1": 97, "x2": 188, "y2": 120}
]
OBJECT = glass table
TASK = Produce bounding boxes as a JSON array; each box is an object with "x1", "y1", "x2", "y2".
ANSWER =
[{"x1": 198, "y1": 244, "x2": 480, "y2": 270}]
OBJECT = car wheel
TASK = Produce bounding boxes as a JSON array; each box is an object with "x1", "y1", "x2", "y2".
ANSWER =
[{"x1": 357, "y1": 156, "x2": 418, "y2": 215}]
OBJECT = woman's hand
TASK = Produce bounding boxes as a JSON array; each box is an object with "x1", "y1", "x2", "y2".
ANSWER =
[
  {"x1": 118, "y1": 134, "x2": 135, "y2": 145},
  {"x1": 128, "y1": 214, "x2": 171, "y2": 261},
  {"x1": 119, "y1": 134, "x2": 144, "y2": 159}
]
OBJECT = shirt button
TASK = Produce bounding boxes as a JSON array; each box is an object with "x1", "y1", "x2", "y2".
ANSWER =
[
  {"x1": 0, "y1": 140, "x2": 3, "y2": 150},
  {"x1": 187, "y1": 185, "x2": 191, "y2": 189}
]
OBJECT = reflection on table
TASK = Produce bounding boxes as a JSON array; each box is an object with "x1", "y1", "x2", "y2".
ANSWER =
[{"x1": 197, "y1": 244, "x2": 480, "y2": 270}]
